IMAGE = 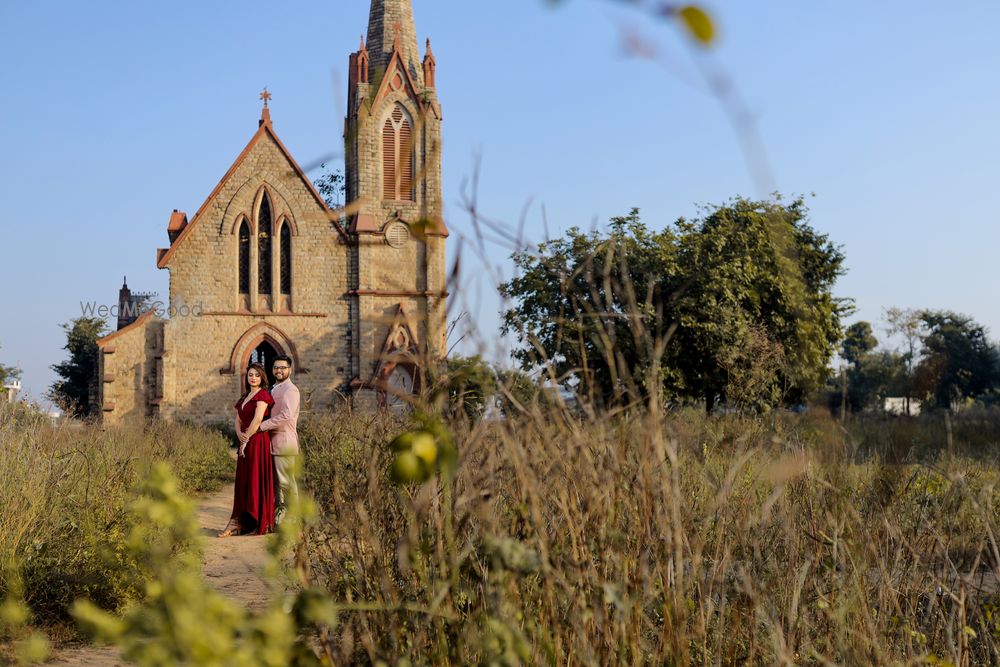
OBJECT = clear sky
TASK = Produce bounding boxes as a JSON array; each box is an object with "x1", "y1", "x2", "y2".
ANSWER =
[{"x1": 2, "y1": 1, "x2": 999, "y2": 405}]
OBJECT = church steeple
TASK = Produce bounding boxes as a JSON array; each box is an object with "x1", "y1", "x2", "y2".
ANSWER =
[{"x1": 366, "y1": 0, "x2": 422, "y2": 85}]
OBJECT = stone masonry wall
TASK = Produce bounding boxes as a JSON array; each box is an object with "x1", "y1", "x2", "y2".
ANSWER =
[
  {"x1": 98, "y1": 316, "x2": 161, "y2": 425},
  {"x1": 156, "y1": 130, "x2": 352, "y2": 424}
]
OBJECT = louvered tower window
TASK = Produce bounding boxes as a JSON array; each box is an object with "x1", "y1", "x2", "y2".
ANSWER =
[
  {"x1": 238, "y1": 218, "x2": 251, "y2": 294},
  {"x1": 382, "y1": 103, "x2": 414, "y2": 201},
  {"x1": 258, "y1": 192, "x2": 273, "y2": 294},
  {"x1": 280, "y1": 221, "x2": 291, "y2": 295}
]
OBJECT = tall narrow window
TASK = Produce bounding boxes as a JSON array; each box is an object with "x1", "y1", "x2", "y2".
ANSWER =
[
  {"x1": 382, "y1": 103, "x2": 414, "y2": 201},
  {"x1": 382, "y1": 117, "x2": 396, "y2": 199},
  {"x1": 280, "y1": 221, "x2": 291, "y2": 295},
  {"x1": 238, "y1": 219, "x2": 251, "y2": 294},
  {"x1": 258, "y1": 192, "x2": 273, "y2": 295}
]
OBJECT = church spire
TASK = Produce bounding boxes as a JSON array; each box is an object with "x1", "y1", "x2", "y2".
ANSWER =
[{"x1": 366, "y1": 0, "x2": 422, "y2": 84}]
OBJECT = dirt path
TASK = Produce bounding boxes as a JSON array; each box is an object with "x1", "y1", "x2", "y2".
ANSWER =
[{"x1": 47, "y1": 484, "x2": 273, "y2": 666}]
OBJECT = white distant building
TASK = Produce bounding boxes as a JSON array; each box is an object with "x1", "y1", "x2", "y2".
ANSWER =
[
  {"x1": 3, "y1": 379, "x2": 21, "y2": 403},
  {"x1": 884, "y1": 396, "x2": 920, "y2": 416}
]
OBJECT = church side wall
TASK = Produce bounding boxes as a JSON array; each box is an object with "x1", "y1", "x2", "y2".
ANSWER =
[{"x1": 98, "y1": 317, "x2": 159, "y2": 425}]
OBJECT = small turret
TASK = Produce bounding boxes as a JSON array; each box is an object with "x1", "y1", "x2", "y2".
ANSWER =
[{"x1": 423, "y1": 38, "x2": 436, "y2": 89}]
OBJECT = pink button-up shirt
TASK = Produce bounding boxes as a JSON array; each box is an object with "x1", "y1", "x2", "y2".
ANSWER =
[{"x1": 259, "y1": 379, "x2": 300, "y2": 456}]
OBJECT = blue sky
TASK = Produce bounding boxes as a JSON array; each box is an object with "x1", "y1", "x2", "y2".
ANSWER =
[{"x1": 2, "y1": 1, "x2": 999, "y2": 404}]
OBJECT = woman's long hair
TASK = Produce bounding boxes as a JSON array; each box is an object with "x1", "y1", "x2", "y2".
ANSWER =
[{"x1": 239, "y1": 363, "x2": 270, "y2": 404}]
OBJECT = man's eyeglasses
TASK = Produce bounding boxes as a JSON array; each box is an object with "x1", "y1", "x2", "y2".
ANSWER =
[{"x1": 273, "y1": 365, "x2": 290, "y2": 371}]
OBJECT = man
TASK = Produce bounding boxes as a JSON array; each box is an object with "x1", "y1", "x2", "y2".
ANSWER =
[{"x1": 242, "y1": 355, "x2": 300, "y2": 524}]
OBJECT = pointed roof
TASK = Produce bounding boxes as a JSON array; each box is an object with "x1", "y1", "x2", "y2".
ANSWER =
[
  {"x1": 157, "y1": 108, "x2": 346, "y2": 269},
  {"x1": 371, "y1": 304, "x2": 421, "y2": 375},
  {"x1": 366, "y1": 0, "x2": 422, "y2": 86},
  {"x1": 372, "y1": 44, "x2": 423, "y2": 108}
]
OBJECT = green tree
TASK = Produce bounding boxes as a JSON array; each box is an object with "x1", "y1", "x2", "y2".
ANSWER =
[
  {"x1": 837, "y1": 321, "x2": 899, "y2": 413},
  {"x1": 841, "y1": 351, "x2": 907, "y2": 413},
  {"x1": 671, "y1": 197, "x2": 848, "y2": 409},
  {"x1": 914, "y1": 310, "x2": 1000, "y2": 409},
  {"x1": 48, "y1": 317, "x2": 107, "y2": 417},
  {"x1": 314, "y1": 163, "x2": 345, "y2": 209},
  {"x1": 501, "y1": 208, "x2": 680, "y2": 408},
  {"x1": 885, "y1": 307, "x2": 924, "y2": 413},
  {"x1": 500, "y1": 197, "x2": 848, "y2": 411},
  {"x1": 440, "y1": 355, "x2": 498, "y2": 419},
  {"x1": 495, "y1": 367, "x2": 541, "y2": 416},
  {"x1": 841, "y1": 321, "x2": 878, "y2": 367},
  {"x1": 0, "y1": 344, "x2": 20, "y2": 388}
]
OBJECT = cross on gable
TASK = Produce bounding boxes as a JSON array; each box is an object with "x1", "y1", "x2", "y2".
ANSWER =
[{"x1": 260, "y1": 88, "x2": 272, "y2": 107}]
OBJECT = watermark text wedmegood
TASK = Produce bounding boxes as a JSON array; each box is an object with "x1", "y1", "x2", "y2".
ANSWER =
[{"x1": 80, "y1": 300, "x2": 204, "y2": 319}]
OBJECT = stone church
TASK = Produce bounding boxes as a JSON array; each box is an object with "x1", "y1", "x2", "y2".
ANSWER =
[{"x1": 97, "y1": 0, "x2": 448, "y2": 424}]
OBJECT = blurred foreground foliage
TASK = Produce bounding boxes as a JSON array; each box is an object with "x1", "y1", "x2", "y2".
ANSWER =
[{"x1": 0, "y1": 401, "x2": 231, "y2": 640}]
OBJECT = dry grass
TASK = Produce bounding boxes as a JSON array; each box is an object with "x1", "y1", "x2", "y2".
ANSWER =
[
  {"x1": 4, "y1": 395, "x2": 1000, "y2": 664},
  {"x1": 300, "y1": 405, "x2": 1000, "y2": 665}
]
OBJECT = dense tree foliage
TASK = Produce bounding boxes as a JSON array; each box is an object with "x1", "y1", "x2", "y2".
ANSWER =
[
  {"x1": 500, "y1": 197, "x2": 849, "y2": 411},
  {"x1": 48, "y1": 317, "x2": 107, "y2": 417},
  {"x1": 0, "y1": 344, "x2": 20, "y2": 388},
  {"x1": 915, "y1": 310, "x2": 1000, "y2": 409},
  {"x1": 833, "y1": 322, "x2": 906, "y2": 413},
  {"x1": 439, "y1": 355, "x2": 498, "y2": 419},
  {"x1": 836, "y1": 311, "x2": 1000, "y2": 414},
  {"x1": 841, "y1": 322, "x2": 878, "y2": 367}
]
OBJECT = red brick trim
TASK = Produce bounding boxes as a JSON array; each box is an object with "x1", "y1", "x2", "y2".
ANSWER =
[
  {"x1": 373, "y1": 46, "x2": 423, "y2": 109},
  {"x1": 229, "y1": 213, "x2": 252, "y2": 236},
  {"x1": 167, "y1": 210, "x2": 188, "y2": 233},
  {"x1": 346, "y1": 290, "x2": 448, "y2": 298},
  {"x1": 96, "y1": 311, "x2": 155, "y2": 347},
  {"x1": 276, "y1": 214, "x2": 298, "y2": 237},
  {"x1": 200, "y1": 311, "x2": 327, "y2": 317},
  {"x1": 350, "y1": 213, "x2": 379, "y2": 233},
  {"x1": 219, "y1": 322, "x2": 309, "y2": 376}
]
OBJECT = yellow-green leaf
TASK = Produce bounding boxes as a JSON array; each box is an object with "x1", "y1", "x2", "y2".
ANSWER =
[{"x1": 678, "y1": 5, "x2": 715, "y2": 46}]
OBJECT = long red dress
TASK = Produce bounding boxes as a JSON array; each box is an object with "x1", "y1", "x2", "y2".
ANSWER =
[{"x1": 231, "y1": 389, "x2": 277, "y2": 535}]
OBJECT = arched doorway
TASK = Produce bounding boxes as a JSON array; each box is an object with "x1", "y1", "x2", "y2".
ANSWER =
[
  {"x1": 246, "y1": 340, "x2": 281, "y2": 388},
  {"x1": 385, "y1": 365, "x2": 414, "y2": 412}
]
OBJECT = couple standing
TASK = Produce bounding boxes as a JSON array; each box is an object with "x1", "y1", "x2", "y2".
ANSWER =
[{"x1": 220, "y1": 355, "x2": 300, "y2": 537}]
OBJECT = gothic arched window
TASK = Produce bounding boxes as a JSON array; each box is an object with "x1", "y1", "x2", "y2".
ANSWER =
[
  {"x1": 257, "y1": 192, "x2": 273, "y2": 295},
  {"x1": 238, "y1": 218, "x2": 251, "y2": 295},
  {"x1": 382, "y1": 103, "x2": 414, "y2": 201},
  {"x1": 280, "y1": 221, "x2": 291, "y2": 296}
]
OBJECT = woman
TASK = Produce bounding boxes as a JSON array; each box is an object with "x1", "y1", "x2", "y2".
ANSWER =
[{"x1": 220, "y1": 363, "x2": 277, "y2": 537}]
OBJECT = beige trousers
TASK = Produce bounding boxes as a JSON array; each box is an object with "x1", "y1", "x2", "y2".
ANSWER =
[{"x1": 274, "y1": 454, "x2": 299, "y2": 513}]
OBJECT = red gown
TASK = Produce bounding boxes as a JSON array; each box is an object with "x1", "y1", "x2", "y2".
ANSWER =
[{"x1": 231, "y1": 389, "x2": 277, "y2": 535}]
